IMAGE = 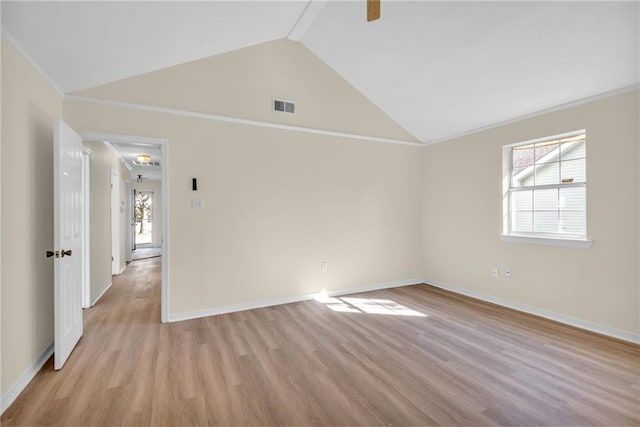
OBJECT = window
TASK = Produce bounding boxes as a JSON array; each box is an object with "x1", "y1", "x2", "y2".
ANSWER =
[{"x1": 504, "y1": 130, "x2": 589, "y2": 244}]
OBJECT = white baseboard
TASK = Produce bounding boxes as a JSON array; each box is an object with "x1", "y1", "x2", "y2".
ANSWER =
[
  {"x1": 91, "y1": 281, "x2": 112, "y2": 306},
  {"x1": 1, "y1": 342, "x2": 54, "y2": 414},
  {"x1": 426, "y1": 278, "x2": 640, "y2": 345},
  {"x1": 168, "y1": 278, "x2": 422, "y2": 322}
]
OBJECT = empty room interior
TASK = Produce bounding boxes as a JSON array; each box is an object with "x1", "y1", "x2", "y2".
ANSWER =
[{"x1": 1, "y1": 1, "x2": 639, "y2": 426}]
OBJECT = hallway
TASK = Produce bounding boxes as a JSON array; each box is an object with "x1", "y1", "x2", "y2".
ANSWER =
[
  {"x1": 131, "y1": 247, "x2": 162, "y2": 261},
  {"x1": 2, "y1": 257, "x2": 162, "y2": 426}
]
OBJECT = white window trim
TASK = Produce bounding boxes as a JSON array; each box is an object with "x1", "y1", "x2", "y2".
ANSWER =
[
  {"x1": 502, "y1": 129, "x2": 592, "y2": 247},
  {"x1": 500, "y1": 234, "x2": 593, "y2": 249}
]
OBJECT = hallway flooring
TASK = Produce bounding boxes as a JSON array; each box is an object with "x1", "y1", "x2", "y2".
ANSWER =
[{"x1": 131, "y1": 247, "x2": 162, "y2": 261}]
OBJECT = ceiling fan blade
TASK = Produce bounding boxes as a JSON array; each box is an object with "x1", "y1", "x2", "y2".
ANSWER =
[{"x1": 367, "y1": 0, "x2": 380, "y2": 22}]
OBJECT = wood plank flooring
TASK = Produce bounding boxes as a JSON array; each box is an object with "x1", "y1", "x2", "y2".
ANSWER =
[
  {"x1": 131, "y1": 247, "x2": 162, "y2": 261},
  {"x1": 3, "y1": 257, "x2": 639, "y2": 426}
]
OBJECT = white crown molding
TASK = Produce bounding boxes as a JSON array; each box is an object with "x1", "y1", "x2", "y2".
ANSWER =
[
  {"x1": 65, "y1": 95, "x2": 423, "y2": 147},
  {"x1": 102, "y1": 141, "x2": 133, "y2": 172},
  {"x1": 1, "y1": 342, "x2": 54, "y2": 415},
  {"x1": 425, "y1": 278, "x2": 640, "y2": 345},
  {"x1": 424, "y1": 84, "x2": 640, "y2": 145},
  {"x1": 169, "y1": 278, "x2": 422, "y2": 322},
  {"x1": 80, "y1": 132, "x2": 168, "y2": 147},
  {"x1": 65, "y1": 84, "x2": 640, "y2": 148},
  {"x1": 1, "y1": 29, "x2": 65, "y2": 97},
  {"x1": 287, "y1": 0, "x2": 327, "y2": 42}
]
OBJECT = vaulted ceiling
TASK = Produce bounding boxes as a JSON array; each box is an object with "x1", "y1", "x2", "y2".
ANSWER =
[{"x1": 3, "y1": 1, "x2": 638, "y2": 143}]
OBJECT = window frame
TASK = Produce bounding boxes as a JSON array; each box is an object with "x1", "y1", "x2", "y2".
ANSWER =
[{"x1": 502, "y1": 129, "x2": 592, "y2": 248}]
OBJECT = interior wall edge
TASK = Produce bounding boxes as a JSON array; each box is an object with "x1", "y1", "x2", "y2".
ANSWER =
[
  {"x1": 0, "y1": 32, "x2": 64, "y2": 97},
  {"x1": 426, "y1": 278, "x2": 640, "y2": 345},
  {"x1": 91, "y1": 281, "x2": 112, "y2": 307}
]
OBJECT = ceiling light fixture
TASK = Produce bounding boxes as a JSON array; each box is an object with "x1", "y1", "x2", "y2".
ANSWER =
[{"x1": 137, "y1": 154, "x2": 151, "y2": 164}]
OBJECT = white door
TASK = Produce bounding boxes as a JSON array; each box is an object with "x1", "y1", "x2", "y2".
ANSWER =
[{"x1": 53, "y1": 119, "x2": 84, "y2": 370}]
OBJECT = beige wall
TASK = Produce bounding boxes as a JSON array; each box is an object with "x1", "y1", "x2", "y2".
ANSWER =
[
  {"x1": 65, "y1": 38, "x2": 424, "y2": 316},
  {"x1": 131, "y1": 180, "x2": 163, "y2": 248},
  {"x1": 1, "y1": 38, "x2": 63, "y2": 396},
  {"x1": 72, "y1": 39, "x2": 417, "y2": 142},
  {"x1": 64, "y1": 100, "x2": 424, "y2": 315},
  {"x1": 422, "y1": 90, "x2": 640, "y2": 335},
  {"x1": 84, "y1": 141, "x2": 128, "y2": 303}
]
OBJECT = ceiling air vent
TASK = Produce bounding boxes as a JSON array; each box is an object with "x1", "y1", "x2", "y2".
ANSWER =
[
  {"x1": 273, "y1": 98, "x2": 295, "y2": 114},
  {"x1": 132, "y1": 160, "x2": 161, "y2": 166}
]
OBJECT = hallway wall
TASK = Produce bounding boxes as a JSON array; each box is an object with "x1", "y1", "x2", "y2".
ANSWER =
[{"x1": 83, "y1": 141, "x2": 128, "y2": 304}]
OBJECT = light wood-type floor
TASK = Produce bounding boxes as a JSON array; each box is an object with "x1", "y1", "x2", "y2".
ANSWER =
[
  {"x1": 131, "y1": 247, "x2": 162, "y2": 261},
  {"x1": 3, "y1": 257, "x2": 639, "y2": 426}
]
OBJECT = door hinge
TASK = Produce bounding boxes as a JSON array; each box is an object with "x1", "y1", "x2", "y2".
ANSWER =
[{"x1": 111, "y1": 256, "x2": 114, "y2": 261}]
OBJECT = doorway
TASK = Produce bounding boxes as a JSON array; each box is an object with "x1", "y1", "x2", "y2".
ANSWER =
[
  {"x1": 82, "y1": 147, "x2": 91, "y2": 308},
  {"x1": 110, "y1": 169, "x2": 120, "y2": 275},
  {"x1": 135, "y1": 191, "x2": 154, "y2": 247},
  {"x1": 80, "y1": 131, "x2": 169, "y2": 323}
]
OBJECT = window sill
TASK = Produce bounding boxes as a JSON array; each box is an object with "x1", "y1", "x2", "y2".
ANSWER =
[{"x1": 500, "y1": 234, "x2": 593, "y2": 248}]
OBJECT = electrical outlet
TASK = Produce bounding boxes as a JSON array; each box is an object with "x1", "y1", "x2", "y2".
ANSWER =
[
  {"x1": 492, "y1": 267, "x2": 499, "y2": 278},
  {"x1": 505, "y1": 268, "x2": 511, "y2": 277},
  {"x1": 321, "y1": 261, "x2": 328, "y2": 272}
]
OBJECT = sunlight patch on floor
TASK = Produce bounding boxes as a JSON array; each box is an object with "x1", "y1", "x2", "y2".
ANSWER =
[{"x1": 314, "y1": 292, "x2": 427, "y2": 317}]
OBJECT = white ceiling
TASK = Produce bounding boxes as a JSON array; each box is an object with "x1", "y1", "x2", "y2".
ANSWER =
[
  {"x1": 110, "y1": 142, "x2": 163, "y2": 181},
  {"x1": 301, "y1": 1, "x2": 640, "y2": 142},
  {"x1": 3, "y1": 1, "x2": 638, "y2": 144},
  {"x1": 1, "y1": 1, "x2": 306, "y2": 93}
]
